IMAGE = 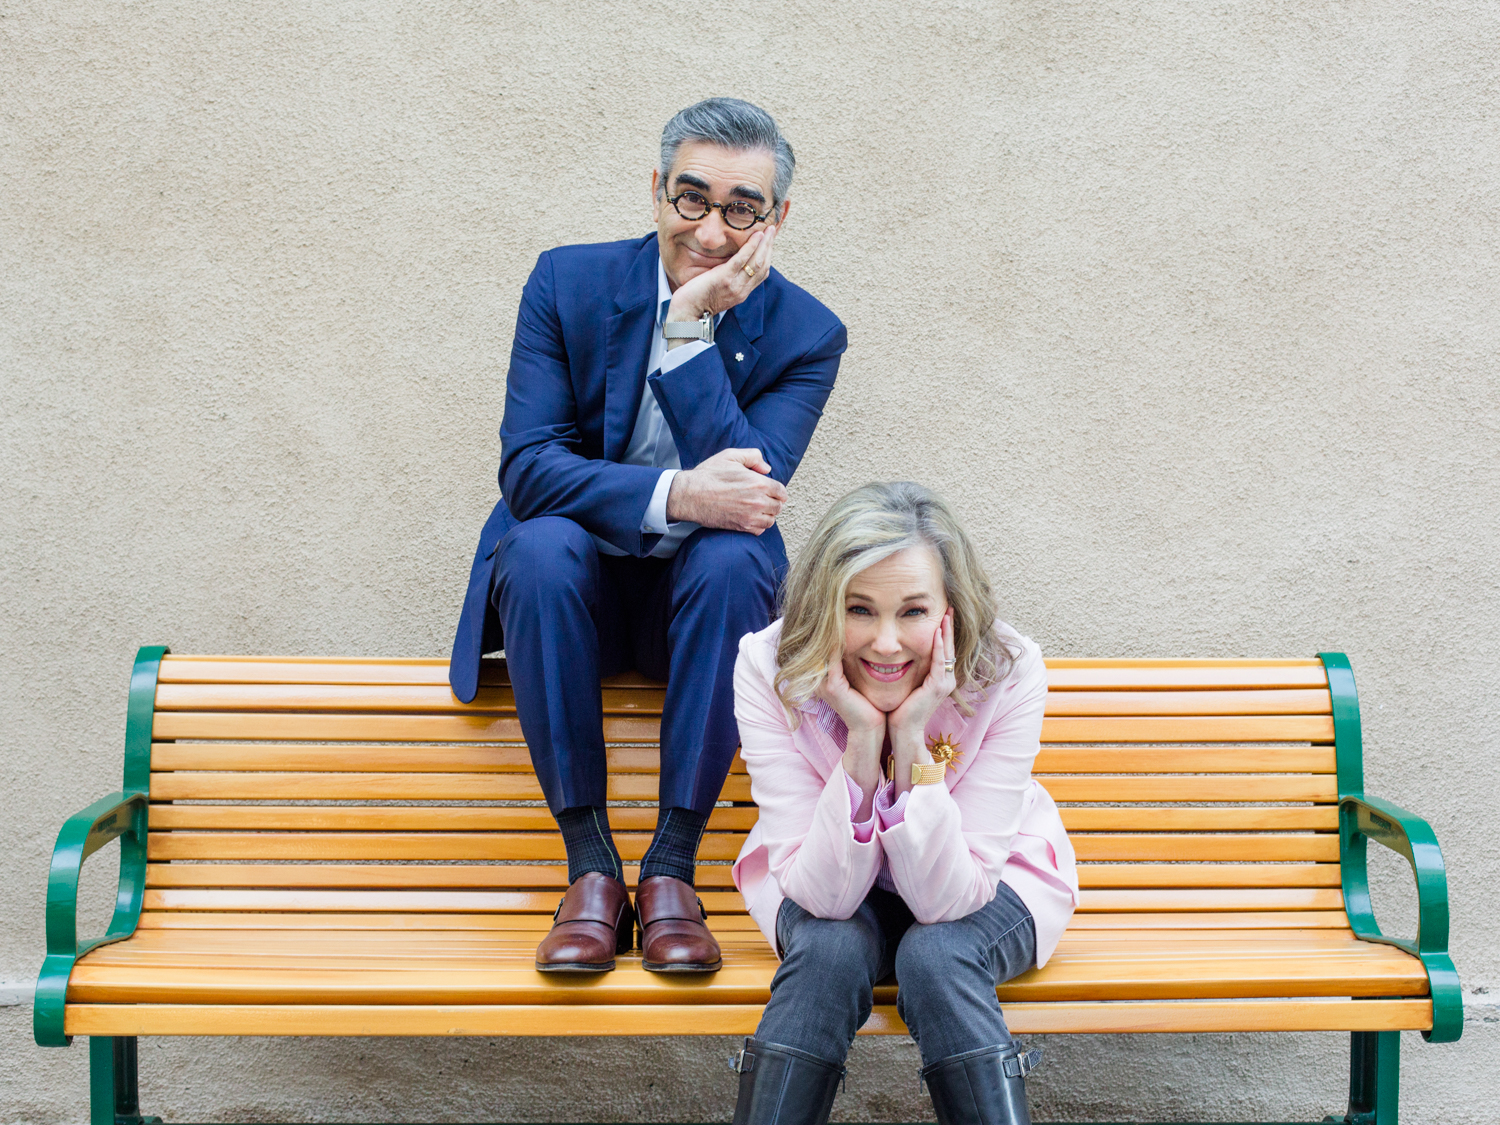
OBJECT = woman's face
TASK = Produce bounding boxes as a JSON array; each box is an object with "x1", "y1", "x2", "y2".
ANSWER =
[{"x1": 840, "y1": 545, "x2": 950, "y2": 713}]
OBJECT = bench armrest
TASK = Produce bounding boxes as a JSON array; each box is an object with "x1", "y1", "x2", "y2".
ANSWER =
[
  {"x1": 33, "y1": 790, "x2": 150, "y2": 1047},
  {"x1": 1340, "y1": 794, "x2": 1463, "y2": 1043}
]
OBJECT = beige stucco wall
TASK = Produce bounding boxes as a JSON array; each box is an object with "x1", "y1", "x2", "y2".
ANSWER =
[{"x1": 3, "y1": 1, "x2": 1497, "y2": 1120}]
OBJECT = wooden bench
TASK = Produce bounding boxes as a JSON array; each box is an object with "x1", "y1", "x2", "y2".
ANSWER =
[{"x1": 35, "y1": 647, "x2": 1461, "y2": 1125}]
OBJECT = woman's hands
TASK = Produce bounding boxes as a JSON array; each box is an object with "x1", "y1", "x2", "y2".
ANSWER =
[
  {"x1": 818, "y1": 609, "x2": 957, "y2": 805},
  {"x1": 889, "y1": 610, "x2": 956, "y2": 794},
  {"x1": 818, "y1": 655, "x2": 887, "y2": 814}
]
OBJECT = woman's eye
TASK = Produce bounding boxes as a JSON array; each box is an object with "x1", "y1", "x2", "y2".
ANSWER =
[
  {"x1": 846, "y1": 605, "x2": 872, "y2": 616},
  {"x1": 902, "y1": 606, "x2": 929, "y2": 617}
]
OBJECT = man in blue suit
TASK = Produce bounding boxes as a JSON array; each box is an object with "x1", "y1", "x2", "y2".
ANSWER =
[{"x1": 450, "y1": 99, "x2": 846, "y2": 973}]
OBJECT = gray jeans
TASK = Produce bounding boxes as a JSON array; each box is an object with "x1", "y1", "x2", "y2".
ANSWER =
[{"x1": 754, "y1": 881, "x2": 1037, "y2": 1068}]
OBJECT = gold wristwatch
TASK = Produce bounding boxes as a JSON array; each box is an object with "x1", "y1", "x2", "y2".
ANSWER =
[{"x1": 910, "y1": 761, "x2": 947, "y2": 786}]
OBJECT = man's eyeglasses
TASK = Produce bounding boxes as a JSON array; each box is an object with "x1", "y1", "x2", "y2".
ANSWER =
[{"x1": 666, "y1": 190, "x2": 773, "y2": 231}]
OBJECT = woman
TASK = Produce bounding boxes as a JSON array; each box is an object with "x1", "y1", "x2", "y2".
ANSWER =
[{"x1": 729, "y1": 482, "x2": 1078, "y2": 1125}]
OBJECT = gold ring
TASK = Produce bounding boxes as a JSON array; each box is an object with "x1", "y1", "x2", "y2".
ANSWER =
[
  {"x1": 743, "y1": 263, "x2": 757, "y2": 277},
  {"x1": 943, "y1": 659, "x2": 956, "y2": 674}
]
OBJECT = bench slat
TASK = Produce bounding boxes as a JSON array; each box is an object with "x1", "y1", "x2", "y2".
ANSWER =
[
  {"x1": 142, "y1": 863, "x2": 738, "y2": 890},
  {"x1": 144, "y1": 831, "x2": 1336, "y2": 864},
  {"x1": 64, "y1": 948, "x2": 1427, "y2": 1007},
  {"x1": 150, "y1": 712, "x2": 1335, "y2": 744},
  {"x1": 149, "y1": 772, "x2": 754, "y2": 802},
  {"x1": 154, "y1": 683, "x2": 665, "y2": 716},
  {"x1": 153, "y1": 683, "x2": 1330, "y2": 718},
  {"x1": 155, "y1": 655, "x2": 1328, "y2": 694},
  {"x1": 147, "y1": 742, "x2": 1334, "y2": 776},
  {"x1": 149, "y1": 743, "x2": 742, "y2": 774},
  {"x1": 145, "y1": 831, "x2": 747, "y2": 862},
  {"x1": 136, "y1": 886, "x2": 1344, "y2": 915},
  {"x1": 142, "y1": 862, "x2": 1342, "y2": 892},
  {"x1": 144, "y1": 804, "x2": 1336, "y2": 833},
  {"x1": 62, "y1": 997, "x2": 1429, "y2": 1038},
  {"x1": 147, "y1": 805, "x2": 761, "y2": 832},
  {"x1": 1040, "y1": 775, "x2": 1335, "y2": 802}
]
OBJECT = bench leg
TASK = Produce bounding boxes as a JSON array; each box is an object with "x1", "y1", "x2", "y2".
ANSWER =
[
  {"x1": 1323, "y1": 1029, "x2": 1399, "y2": 1125},
  {"x1": 90, "y1": 1037, "x2": 163, "y2": 1125}
]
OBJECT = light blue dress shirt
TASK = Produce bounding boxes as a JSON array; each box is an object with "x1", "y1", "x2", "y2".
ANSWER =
[{"x1": 592, "y1": 261, "x2": 723, "y2": 559}]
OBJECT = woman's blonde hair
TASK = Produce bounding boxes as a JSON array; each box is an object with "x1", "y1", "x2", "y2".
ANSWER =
[{"x1": 775, "y1": 481, "x2": 1017, "y2": 721}]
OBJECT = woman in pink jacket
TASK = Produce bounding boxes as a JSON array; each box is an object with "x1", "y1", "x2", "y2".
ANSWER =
[{"x1": 729, "y1": 482, "x2": 1078, "y2": 1125}]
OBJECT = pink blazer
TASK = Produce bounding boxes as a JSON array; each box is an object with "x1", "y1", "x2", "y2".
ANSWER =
[{"x1": 731, "y1": 619, "x2": 1079, "y2": 967}]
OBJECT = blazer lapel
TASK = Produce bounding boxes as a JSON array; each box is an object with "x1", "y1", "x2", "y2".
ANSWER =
[
  {"x1": 603, "y1": 240, "x2": 661, "y2": 462},
  {"x1": 717, "y1": 280, "x2": 765, "y2": 397}
]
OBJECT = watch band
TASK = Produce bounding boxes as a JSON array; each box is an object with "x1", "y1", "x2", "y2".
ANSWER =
[
  {"x1": 662, "y1": 310, "x2": 715, "y2": 344},
  {"x1": 911, "y1": 761, "x2": 947, "y2": 786}
]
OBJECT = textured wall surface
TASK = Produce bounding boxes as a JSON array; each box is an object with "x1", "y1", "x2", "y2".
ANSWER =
[{"x1": 3, "y1": 1, "x2": 1497, "y2": 1121}]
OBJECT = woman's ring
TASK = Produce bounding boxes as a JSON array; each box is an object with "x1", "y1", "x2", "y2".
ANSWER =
[{"x1": 943, "y1": 659, "x2": 956, "y2": 674}]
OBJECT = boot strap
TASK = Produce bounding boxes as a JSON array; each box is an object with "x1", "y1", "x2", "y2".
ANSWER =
[
  {"x1": 1003, "y1": 1047, "x2": 1043, "y2": 1079},
  {"x1": 919, "y1": 1044, "x2": 1042, "y2": 1090}
]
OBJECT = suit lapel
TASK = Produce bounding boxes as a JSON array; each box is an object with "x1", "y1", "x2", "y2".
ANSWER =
[
  {"x1": 603, "y1": 239, "x2": 661, "y2": 462},
  {"x1": 717, "y1": 280, "x2": 765, "y2": 397}
]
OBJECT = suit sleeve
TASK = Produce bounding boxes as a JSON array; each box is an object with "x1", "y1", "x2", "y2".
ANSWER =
[
  {"x1": 647, "y1": 313, "x2": 847, "y2": 482},
  {"x1": 498, "y1": 251, "x2": 665, "y2": 556}
]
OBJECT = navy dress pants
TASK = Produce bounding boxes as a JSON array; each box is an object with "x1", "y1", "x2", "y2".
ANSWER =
[{"x1": 492, "y1": 516, "x2": 778, "y2": 816}]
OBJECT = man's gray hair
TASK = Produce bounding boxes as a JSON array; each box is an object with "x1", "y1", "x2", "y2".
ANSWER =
[{"x1": 659, "y1": 98, "x2": 795, "y2": 214}]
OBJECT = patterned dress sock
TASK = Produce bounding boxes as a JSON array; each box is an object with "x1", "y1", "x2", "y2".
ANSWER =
[
  {"x1": 638, "y1": 805, "x2": 708, "y2": 886},
  {"x1": 555, "y1": 806, "x2": 625, "y2": 885}
]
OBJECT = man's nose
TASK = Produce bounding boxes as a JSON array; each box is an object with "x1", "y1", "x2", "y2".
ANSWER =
[{"x1": 695, "y1": 209, "x2": 730, "y2": 250}]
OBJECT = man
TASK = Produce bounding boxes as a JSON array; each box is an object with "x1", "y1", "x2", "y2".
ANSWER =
[{"x1": 450, "y1": 99, "x2": 846, "y2": 973}]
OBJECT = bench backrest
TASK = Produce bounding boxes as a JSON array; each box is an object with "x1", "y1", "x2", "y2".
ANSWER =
[{"x1": 136, "y1": 652, "x2": 1348, "y2": 930}]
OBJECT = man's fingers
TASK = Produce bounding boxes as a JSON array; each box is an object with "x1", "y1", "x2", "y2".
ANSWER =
[{"x1": 720, "y1": 447, "x2": 772, "y2": 473}]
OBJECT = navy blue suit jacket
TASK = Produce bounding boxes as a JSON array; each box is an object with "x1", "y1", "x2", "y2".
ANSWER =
[{"x1": 449, "y1": 232, "x2": 847, "y2": 703}]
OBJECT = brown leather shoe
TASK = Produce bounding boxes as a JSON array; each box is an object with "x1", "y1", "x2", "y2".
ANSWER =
[
  {"x1": 636, "y1": 875, "x2": 722, "y2": 973},
  {"x1": 535, "y1": 872, "x2": 634, "y2": 972}
]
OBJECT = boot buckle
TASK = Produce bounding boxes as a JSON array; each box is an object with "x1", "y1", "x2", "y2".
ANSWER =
[{"x1": 1003, "y1": 1046, "x2": 1043, "y2": 1079}]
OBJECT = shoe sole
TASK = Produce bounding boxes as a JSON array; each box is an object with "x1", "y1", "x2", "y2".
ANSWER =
[
  {"x1": 641, "y1": 959, "x2": 722, "y2": 973},
  {"x1": 535, "y1": 960, "x2": 617, "y2": 972}
]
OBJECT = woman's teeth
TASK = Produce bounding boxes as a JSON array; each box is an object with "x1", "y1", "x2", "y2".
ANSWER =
[{"x1": 862, "y1": 659, "x2": 910, "y2": 682}]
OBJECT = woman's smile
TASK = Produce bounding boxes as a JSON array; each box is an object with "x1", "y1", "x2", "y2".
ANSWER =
[{"x1": 859, "y1": 657, "x2": 913, "y2": 683}]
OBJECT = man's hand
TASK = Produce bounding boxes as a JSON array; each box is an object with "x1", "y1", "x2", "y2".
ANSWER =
[
  {"x1": 664, "y1": 226, "x2": 777, "y2": 347},
  {"x1": 665, "y1": 447, "x2": 787, "y2": 534}
]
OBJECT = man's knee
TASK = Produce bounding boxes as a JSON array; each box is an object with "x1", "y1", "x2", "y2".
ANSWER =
[
  {"x1": 675, "y1": 528, "x2": 774, "y2": 598},
  {"x1": 495, "y1": 517, "x2": 597, "y2": 600}
]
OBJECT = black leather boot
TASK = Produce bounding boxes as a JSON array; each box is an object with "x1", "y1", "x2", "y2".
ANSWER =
[
  {"x1": 920, "y1": 1042, "x2": 1042, "y2": 1125},
  {"x1": 729, "y1": 1037, "x2": 845, "y2": 1125}
]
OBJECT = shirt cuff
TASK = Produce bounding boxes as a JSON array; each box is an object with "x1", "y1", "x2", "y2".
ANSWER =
[
  {"x1": 642, "y1": 469, "x2": 679, "y2": 535},
  {"x1": 844, "y1": 770, "x2": 878, "y2": 844},
  {"x1": 875, "y1": 781, "x2": 909, "y2": 831},
  {"x1": 659, "y1": 339, "x2": 712, "y2": 373}
]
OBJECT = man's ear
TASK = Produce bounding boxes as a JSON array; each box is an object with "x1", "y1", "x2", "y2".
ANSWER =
[
  {"x1": 775, "y1": 197, "x2": 792, "y2": 230},
  {"x1": 651, "y1": 169, "x2": 664, "y2": 223}
]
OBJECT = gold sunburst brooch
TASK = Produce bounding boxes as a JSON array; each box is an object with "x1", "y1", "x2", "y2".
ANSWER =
[{"x1": 926, "y1": 733, "x2": 962, "y2": 771}]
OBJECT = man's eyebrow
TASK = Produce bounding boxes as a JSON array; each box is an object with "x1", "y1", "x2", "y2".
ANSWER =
[{"x1": 671, "y1": 171, "x2": 768, "y2": 205}]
